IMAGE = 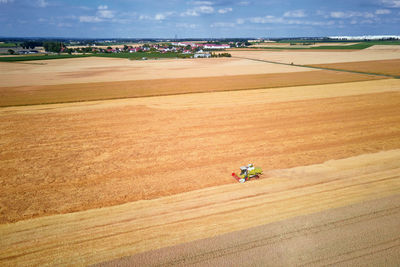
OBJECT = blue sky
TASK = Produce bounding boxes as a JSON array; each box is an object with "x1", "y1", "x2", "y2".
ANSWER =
[{"x1": 1, "y1": 0, "x2": 400, "y2": 38}]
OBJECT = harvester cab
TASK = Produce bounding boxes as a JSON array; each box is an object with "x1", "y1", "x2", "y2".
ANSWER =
[
  {"x1": 239, "y1": 166, "x2": 248, "y2": 176},
  {"x1": 232, "y1": 163, "x2": 263, "y2": 183}
]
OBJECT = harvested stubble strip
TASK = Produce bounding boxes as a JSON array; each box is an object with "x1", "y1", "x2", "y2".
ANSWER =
[{"x1": 0, "y1": 70, "x2": 384, "y2": 107}]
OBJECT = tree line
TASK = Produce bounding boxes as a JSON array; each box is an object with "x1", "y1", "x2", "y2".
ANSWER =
[{"x1": 19, "y1": 41, "x2": 64, "y2": 53}]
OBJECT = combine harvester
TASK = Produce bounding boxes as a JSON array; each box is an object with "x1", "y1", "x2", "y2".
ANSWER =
[{"x1": 232, "y1": 163, "x2": 263, "y2": 183}]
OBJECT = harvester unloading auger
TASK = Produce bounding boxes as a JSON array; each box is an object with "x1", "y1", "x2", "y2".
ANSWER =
[{"x1": 232, "y1": 163, "x2": 263, "y2": 183}]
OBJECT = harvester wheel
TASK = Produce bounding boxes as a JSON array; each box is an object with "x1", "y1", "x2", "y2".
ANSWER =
[{"x1": 239, "y1": 178, "x2": 246, "y2": 183}]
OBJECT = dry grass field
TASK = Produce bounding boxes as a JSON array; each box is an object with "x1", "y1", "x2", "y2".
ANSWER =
[{"x1": 1, "y1": 48, "x2": 400, "y2": 266}]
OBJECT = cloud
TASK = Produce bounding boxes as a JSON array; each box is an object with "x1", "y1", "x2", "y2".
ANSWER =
[
  {"x1": 0, "y1": 0, "x2": 14, "y2": 3},
  {"x1": 139, "y1": 12, "x2": 175, "y2": 21},
  {"x1": 284, "y1": 10, "x2": 306, "y2": 18},
  {"x1": 181, "y1": 5, "x2": 214, "y2": 16},
  {"x1": 245, "y1": 15, "x2": 335, "y2": 26},
  {"x1": 154, "y1": 13, "x2": 166, "y2": 20},
  {"x1": 381, "y1": 0, "x2": 400, "y2": 7},
  {"x1": 37, "y1": 0, "x2": 48, "y2": 8},
  {"x1": 249, "y1": 15, "x2": 283, "y2": 24},
  {"x1": 238, "y1": 1, "x2": 250, "y2": 6},
  {"x1": 330, "y1": 11, "x2": 375, "y2": 19},
  {"x1": 98, "y1": 10, "x2": 115, "y2": 19},
  {"x1": 79, "y1": 16, "x2": 103, "y2": 23},
  {"x1": 376, "y1": 9, "x2": 391, "y2": 14},
  {"x1": 79, "y1": 5, "x2": 117, "y2": 23},
  {"x1": 176, "y1": 23, "x2": 198, "y2": 29},
  {"x1": 196, "y1": 5, "x2": 214, "y2": 13},
  {"x1": 190, "y1": 1, "x2": 214, "y2": 5},
  {"x1": 330, "y1": 11, "x2": 346, "y2": 18},
  {"x1": 236, "y1": 18, "x2": 245, "y2": 24},
  {"x1": 210, "y1": 22, "x2": 236, "y2": 27},
  {"x1": 57, "y1": 22, "x2": 72, "y2": 27},
  {"x1": 218, "y1": 7, "x2": 232, "y2": 14}
]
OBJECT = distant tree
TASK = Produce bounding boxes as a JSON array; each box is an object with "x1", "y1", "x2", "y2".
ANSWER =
[
  {"x1": 8, "y1": 49, "x2": 15, "y2": 55},
  {"x1": 107, "y1": 46, "x2": 112, "y2": 50},
  {"x1": 20, "y1": 41, "x2": 42, "y2": 49},
  {"x1": 123, "y1": 45, "x2": 129, "y2": 51},
  {"x1": 43, "y1": 41, "x2": 63, "y2": 53}
]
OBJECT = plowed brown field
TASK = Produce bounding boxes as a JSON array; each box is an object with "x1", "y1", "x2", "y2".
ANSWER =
[
  {"x1": 311, "y1": 59, "x2": 400, "y2": 76},
  {"x1": 0, "y1": 70, "x2": 384, "y2": 107}
]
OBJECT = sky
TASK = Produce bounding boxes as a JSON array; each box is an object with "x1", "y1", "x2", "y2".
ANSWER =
[{"x1": 1, "y1": 0, "x2": 400, "y2": 38}]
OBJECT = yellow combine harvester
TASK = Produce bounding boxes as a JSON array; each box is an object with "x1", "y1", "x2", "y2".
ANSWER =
[{"x1": 232, "y1": 163, "x2": 263, "y2": 183}]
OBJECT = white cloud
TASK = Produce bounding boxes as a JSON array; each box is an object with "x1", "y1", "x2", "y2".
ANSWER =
[
  {"x1": 381, "y1": 0, "x2": 400, "y2": 7},
  {"x1": 139, "y1": 12, "x2": 174, "y2": 21},
  {"x1": 238, "y1": 1, "x2": 250, "y2": 6},
  {"x1": 376, "y1": 9, "x2": 391, "y2": 14},
  {"x1": 58, "y1": 22, "x2": 72, "y2": 27},
  {"x1": 176, "y1": 23, "x2": 198, "y2": 29},
  {"x1": 37, "y1": 0, "x2": 48, "y2": 8},
  {"x1": 330, "y1": 11, "x2": 375, "y2": 19},
  {"x1": 245, "y1": 15, "x2": 335, "y2": 26},
  {"x1": 196, "y1": 5, "x2": 214, "y2": 13},
  {"x1": 284, "y1": 10, "x2": 306, "y2": 18},
  {"x1": 98, "y1": 10, "x2": 114, "y2": 19},
  {"x1": 330, "y1": 12, "x2": 346, "y2": 18},
  {"x1": 191, "y1": 1, "x2": 213, "y2": 5},
  {"x1": 181, "y1": 5, "x2": 214, "y2": 16},
  {"x1": 0, "y1": 0, "x2": 14, "y2": 3},
  {"x1": 218, "y1": 7, "x2": 232, "y2": 14},
  {"x1": 236, "y1": 18, "x2": 245, "y2": 24},
  {"x1": 139, "y1": 15, "x2": 151, "y2": 20},
  {"x1": 154, "y1": 13, "x2": 166, "y2": 20},
  {"x1": 79, "y1": 16, "x2": 103, "y2": 23},
  {"x1": 96, "y1": 5, "x2": 114, "y2": 19},
  {"x1": 210, "y1": 22, "x2": 236, "y2": 27},
  {"x1": 249, "y1": 15, "x2": 283, "y2": 24},
  {"x1": 79, "y1": 5, "x2": 118, "y2": 23}
]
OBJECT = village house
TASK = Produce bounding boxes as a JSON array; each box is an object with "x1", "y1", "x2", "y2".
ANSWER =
[
  {"x1": 129, "y1": 47, "x2": 141, "y2": 53},
  {"x1": 194, "y1": 52, "x2": 211, "y2": 58}
]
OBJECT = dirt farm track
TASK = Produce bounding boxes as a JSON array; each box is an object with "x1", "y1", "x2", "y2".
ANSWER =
[{"x1": 1, "y1": 48, "x2": 400, "y2": 266}]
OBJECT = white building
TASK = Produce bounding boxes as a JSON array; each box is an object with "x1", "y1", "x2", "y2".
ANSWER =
[
  {"x1": 329, "y1": 35, "x2": 400, "y2": 40},
  {"x1": 194, "y1": 52, "x2": 211, "y2": 58},
  {"x1": 203, "y1": 44, "x2": 230, "y2": 49}
]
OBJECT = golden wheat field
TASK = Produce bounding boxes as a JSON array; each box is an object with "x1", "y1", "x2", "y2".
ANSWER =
[{"x1": 1, "y1": 48, "x2": 400, "y2": 266}]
